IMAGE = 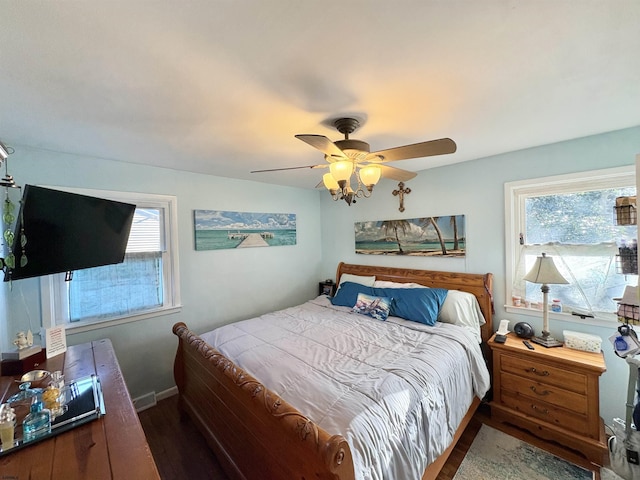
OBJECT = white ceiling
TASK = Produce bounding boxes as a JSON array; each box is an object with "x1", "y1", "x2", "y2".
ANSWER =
[{"x1": 1, "y1": 1, "x2": 639, "y2": 189}]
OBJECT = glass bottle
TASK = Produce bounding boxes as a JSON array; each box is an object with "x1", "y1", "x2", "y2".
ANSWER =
[
  {"x1": 6, "y1": 382, "x2": 39, "y2": 404},
  {"x1": 22, "y1": 401, "x2": 51, "y2": 443}
]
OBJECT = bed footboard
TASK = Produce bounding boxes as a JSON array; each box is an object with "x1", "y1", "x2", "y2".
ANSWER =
[{"x1": 172, "y1": 322, "x2": 355, "y2": 480}]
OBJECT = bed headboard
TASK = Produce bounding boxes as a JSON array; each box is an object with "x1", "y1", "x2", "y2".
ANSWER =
[{"x1": 335, "y1": 262, "x2": 494, "y2": 343}]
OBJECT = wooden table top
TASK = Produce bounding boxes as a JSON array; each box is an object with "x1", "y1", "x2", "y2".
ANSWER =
[
  {"x1": 0, "y1": 339, "x2": 160, "y2": 480},
  {"x1": 488, "y1": 332, "x2": 607, "y2": 373}
]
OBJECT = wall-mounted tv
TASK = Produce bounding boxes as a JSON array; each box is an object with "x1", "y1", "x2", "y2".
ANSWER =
[{"x1": 4, "y1": 185, "x2": 136, "y2": 282}]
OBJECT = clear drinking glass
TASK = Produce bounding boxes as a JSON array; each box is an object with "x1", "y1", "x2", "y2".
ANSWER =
[
  {"x1": 49, "y1": 371, "x2": 64, "y2": 390},
  {"x1": 44, "y1": 372, "x2": 67, "y2": 418}
]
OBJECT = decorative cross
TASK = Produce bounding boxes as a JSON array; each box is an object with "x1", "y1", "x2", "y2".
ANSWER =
[{"x1": 392, "y1": 182, "x2": 411, "y2": 212}]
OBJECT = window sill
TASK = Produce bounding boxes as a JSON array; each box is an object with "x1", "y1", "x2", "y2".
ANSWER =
[
  {"x1": 63, "y1": 305, "x2": 183, "y2": 335},
  {"x1": 504, "y1": 305, "x2": 620, "y2": 328}
]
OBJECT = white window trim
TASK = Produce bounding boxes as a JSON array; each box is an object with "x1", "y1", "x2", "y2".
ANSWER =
[
  {"x1": 40, "y1": 187, "x2": 181, "y2": 334},
  {"x1": 504, "y1": 165, "x2": 635, "y2": 326}
]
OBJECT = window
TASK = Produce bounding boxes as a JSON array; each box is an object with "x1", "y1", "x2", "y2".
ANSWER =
[
  {"x1": 505, "y1": 166, "x2": 636, "y2": 323},
  {"x1": 42, "y1": 189, "x2": 180, "y2": 333}
]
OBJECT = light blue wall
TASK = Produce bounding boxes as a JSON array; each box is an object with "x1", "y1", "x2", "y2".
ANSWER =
[
  {"x1": 1, "y1": 146, "x2": 323, "y2": 398},
  {"x1": 319, "y1": 125, "x2": 640, "y2": 425},
  {"x1": 2, "y1": 126, "x2": 638, "y2": 426}
]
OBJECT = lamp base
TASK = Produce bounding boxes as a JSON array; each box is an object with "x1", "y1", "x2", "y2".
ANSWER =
[{"x1": 531, "y1": 335, "x2": 563, "y2": 348}]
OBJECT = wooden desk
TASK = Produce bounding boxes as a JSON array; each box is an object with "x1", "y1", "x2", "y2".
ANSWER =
[{"x1": 0, "y1": 339, "x2": 160, "y2": 480}]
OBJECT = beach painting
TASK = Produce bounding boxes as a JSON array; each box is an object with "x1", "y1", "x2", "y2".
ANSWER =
[
  {"x1": 355, "y1": 215, "x2": 466, "y2": 256},
  {"x1": 194, "y1": 210, "x2": 296, "y2": 251}
]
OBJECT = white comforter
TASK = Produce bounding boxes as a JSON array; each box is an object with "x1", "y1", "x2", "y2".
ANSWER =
[{"x1": 201, "y1": 296, "x2": 490, "y2": 480}]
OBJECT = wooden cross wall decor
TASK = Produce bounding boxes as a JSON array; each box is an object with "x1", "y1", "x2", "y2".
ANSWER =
[{"x1": 392, "y1": 182, "x2": 411, "y2": 212}]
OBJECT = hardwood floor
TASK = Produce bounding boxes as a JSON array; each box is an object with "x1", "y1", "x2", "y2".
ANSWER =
[
  {"x1": 139, "y1": 394, "x2": 228, "y2": 479},
  {"x1": 138, "y1": 396, "x2": 601, "y2": 480}
]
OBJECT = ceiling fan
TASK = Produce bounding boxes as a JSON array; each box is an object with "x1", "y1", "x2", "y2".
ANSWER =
[{"x1": 251, "y1": 117, "x2": 457, "y2": 205}]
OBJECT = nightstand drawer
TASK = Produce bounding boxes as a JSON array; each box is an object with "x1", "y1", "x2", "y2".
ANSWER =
[
  {"x1": 501, "y1": 390, "x2": 589, "y2": 435},
  {"x1": 500, "y1": 371, "x2": 588, "y2": 414},
  {"x1": 501, "y1": 354, "x2": 587, "y2": 395}
]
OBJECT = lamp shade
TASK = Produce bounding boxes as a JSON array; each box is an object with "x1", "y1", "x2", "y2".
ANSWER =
[
  {"x1": 322, "y1": 172, "x2": 339, "y2": 191},
  {"x1": 359, "y1": 165, "x2": 381, "y2": 187},
  {"x1": 523, "y1": 253, "x2": 569, "y2": 285},
  {"x1": 329, "y1": 160, "x2": 353, "y2": 182}
]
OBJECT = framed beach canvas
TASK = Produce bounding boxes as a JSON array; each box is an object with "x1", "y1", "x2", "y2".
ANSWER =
[
  {"x1": 194, "y1": 210, "x2": 296, "y2": 251},
  {"x1": 355, "y1": 215, "x2": 466, "y2": 256}
]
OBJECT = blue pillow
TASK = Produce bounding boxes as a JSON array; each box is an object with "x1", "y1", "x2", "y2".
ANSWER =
[
  {"x1": 352, "y1": 293, "x2": 392, "y2": 321},
  {"x1": 331, "y1": 281, "x2": 374, "y2": 307},
  {"x1": 372, "y1": 287, "x2": 448, "y2": 326}
]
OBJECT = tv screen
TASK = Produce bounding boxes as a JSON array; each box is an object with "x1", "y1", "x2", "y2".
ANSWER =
[{"x1": 4, "y1": 185, "x2": 136, "y2": 281}]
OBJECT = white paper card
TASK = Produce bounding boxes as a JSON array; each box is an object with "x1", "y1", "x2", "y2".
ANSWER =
[
  {"x1": 45, "y1": 326, "x2": 67, "y2": 359},
  {"x1": 496, "y1": 319, "x2": 510, "y2": 335}
]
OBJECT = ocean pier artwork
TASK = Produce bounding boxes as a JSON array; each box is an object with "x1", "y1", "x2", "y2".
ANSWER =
[
  {"x1": 227, "y1": 231, "x2": 274, "y2": 239},
  {"x1": 194, "y1": 210, "x2": 296, "y2": 251}
]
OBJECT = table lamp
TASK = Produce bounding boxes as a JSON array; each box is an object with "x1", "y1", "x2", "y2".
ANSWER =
[{"x1": 523, "y1": 252, "x2": 569, "y2": 348}]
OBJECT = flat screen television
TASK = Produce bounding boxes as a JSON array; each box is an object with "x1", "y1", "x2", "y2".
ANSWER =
[{"x1": 4, "y1": 185, "x2": 136, "y2": 282}]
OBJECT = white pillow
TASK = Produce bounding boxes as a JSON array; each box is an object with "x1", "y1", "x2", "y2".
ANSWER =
[
  {"x1": 438, "y1": 290, "x2": 486, "y2": 327},
  {"x1": 338, "y1": 273, "x2": 376, "y2": 287}
]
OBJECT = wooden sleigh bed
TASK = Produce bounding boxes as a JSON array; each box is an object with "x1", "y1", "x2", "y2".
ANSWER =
[{"x1": 172, "y1": 263, "x2": 494, "y2": 480}]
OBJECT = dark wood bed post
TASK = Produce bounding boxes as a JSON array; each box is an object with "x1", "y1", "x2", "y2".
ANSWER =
[{"x1": 173, "y1": 322, "x2": 187, "y2": 420}]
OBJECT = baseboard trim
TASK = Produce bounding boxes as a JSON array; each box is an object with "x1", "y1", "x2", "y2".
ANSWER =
[
  {"x1": 157, "y1": 385, "x2": 178, "y2": 401},
  {"x1": 133, "y1": 386, "x2": 178, "y2": 412}
]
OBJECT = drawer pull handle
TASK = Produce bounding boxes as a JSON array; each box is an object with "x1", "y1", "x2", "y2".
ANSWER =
[
  {"x1": 530, "y1": 386, "x2": 551, "y2": 396},
  {"x1": 527, "y1": 367, "x2": 549, "y2": 377},
  {"x1": 531, "y1": 404, "x2": 549, "y2": 415}
]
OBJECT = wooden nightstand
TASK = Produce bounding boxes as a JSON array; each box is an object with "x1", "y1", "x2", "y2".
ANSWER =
[
  {"x1": 319, "y1": 280, "x2": 336, "y2": 296},
  {"x1": 488, "y1": 333, "x2": 607, "y2": 465}
]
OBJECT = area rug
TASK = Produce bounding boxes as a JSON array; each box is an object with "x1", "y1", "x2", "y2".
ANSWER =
[{"x1": 453, "y1": 424, "x2": 621, "y2": 480}]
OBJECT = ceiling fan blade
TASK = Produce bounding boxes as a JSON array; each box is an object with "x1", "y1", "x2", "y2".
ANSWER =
[
  {"x1": 367, "y1": 138, "x2": 457, "y2": 163},
  {"x1": 295, "y1": 134, "x2": 347, "y2": 160},
  {"x1": 251, "y1": 164, "x2": 327, "y2": 173},
  {"x1": 377, "y1": 164, "x2": 418, "y2": 182}
]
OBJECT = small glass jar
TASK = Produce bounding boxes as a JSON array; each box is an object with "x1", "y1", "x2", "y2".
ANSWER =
[
  {"x1": 0, "y1": 404, "x2": 16, "y2": 451},
  {"x1": 22, "y1": 401, "x2": 51, "y2": 443},
  {"x1": 551, "y1": 299, "x2": 562, "y2": 312}
]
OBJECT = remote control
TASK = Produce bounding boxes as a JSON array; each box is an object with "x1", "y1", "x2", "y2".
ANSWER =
[{"x1": 523, "y1": 340, "x2": 535, "y2": 350}]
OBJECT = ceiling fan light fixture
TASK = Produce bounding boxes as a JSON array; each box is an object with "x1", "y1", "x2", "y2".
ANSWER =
[
  {"x1": 272, "y1": 116, "x2": 456, "y2": 207},
  {"x1": 322, "y1": 172, "x2": 339, "y2": 192},
  {"x1": 358, "y1": 165, "x2": 381, "y2": 189},
  {"x1": 329, "y1": 160, "x2": 353, "y2": 183}
]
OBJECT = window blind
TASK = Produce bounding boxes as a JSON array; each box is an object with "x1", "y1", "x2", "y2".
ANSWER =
[{"x1": 125, "y1": 208, "x2": 163, "y2": 253}]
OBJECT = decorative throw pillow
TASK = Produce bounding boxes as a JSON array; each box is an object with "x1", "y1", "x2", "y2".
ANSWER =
[
  {"x1": 331, "y1": 281, "x2": 375, "y2": 307},
  {"x1": 352, "y1": 293, "x2": 392, "y2": 321}
]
